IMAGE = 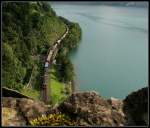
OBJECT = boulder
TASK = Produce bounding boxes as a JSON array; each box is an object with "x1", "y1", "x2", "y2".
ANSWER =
[
  {"x1": 2, "y1": 97, "x2": 17, "y2": 108},
  {"x1": 2, "y1": 107, "x2": 26, "y2": 126},
  {"x1": 58, "y1": 91, "x2": 126, "y2": 126},
  {"x1": 123, "y1": 87, "x2": 148, "y2": 126},
  {"x1": 18, "y1": 98, "x2": 48, "y2": 121},
  {"x1": 2, "y1": 97, "x2": 49, "y2": 126}
]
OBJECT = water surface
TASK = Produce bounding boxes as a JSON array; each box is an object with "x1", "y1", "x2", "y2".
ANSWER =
[{"x1": 51, "y1": 3, "x2": 148, "y2": 99}]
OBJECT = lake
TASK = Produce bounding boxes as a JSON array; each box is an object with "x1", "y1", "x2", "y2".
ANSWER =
[{"x1": 51, "y1": 3, "x2": 148, "y2": 99}]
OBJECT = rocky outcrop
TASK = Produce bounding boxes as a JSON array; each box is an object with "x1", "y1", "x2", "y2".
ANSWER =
[
  {"x1": 2, "y1": 107, "x2": 26, "y2": 126},
  {"x1": 123, "y1": 87, "x2": 148, "y2": 126},
  {"x1": 2, "y1": 87, "x2": 148, "y2": 126},
  {"x1": 2, "y1": 97, "x2": 49, "y2": 126},
  {"x1": 58, "y1": 91, "x2": 125, "y2": 126}
]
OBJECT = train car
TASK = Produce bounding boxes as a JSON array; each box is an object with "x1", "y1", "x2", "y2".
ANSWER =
[
  {"x1": 46, "y1": 50, "x2": 53, "y2": 62},
  {"x1": 53, "y1": 43, "x2": 57, "y2": 50},
  {"x1": 57, "y1": 39, "x2": 61, "y2": 44},
  {"x1": 44, "y1": 62, "x2": 49, "y2": 68},
  {"x1": 42, "y1": 84, "x2": 47, "y2": 89},
  {"x1": 43, "y1": 74, "x2": 48, "y2": 83}
]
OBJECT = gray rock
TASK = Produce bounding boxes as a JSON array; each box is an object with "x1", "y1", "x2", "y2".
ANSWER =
[
  {"x1": 123, "y1": 87, "x2": 148, "y2": 126},
  {"x1": 58, "y1": 92, "x2": 126, "y2": 126}
]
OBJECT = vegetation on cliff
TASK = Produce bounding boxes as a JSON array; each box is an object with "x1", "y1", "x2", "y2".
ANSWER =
[
  {"x1": 2, "y1": 2, "x2": 81, "y2": 103},
  {"x1": 55, "y1": 17, "x2": 82, "y2": 83},
  {"x1": 49, "y1": 20, "x2": 82, "y2": 104},
  {"x1": 2, "y1": 2, "x2": 66, "y2": 92},
  {"x1": 30, "y1": 113, "x2": 76, "y2": 126}
]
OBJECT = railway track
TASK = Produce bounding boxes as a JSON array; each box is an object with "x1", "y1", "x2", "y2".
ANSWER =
[{"x1": 41, "y1": 27, "x2": 69, "y2": 103}]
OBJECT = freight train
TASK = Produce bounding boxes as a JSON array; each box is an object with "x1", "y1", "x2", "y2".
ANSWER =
[
  {"x1": 44, "y1": 27, "x2": 69, "y2": 69},
  {"x1": 42, "y1": 27, "x2": 69, "y2": 101}
]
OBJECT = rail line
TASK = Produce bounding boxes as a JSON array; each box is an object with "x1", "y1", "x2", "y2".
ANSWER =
[{"x1": 41, "y1": 26, "x2": 69, "y2": 103}]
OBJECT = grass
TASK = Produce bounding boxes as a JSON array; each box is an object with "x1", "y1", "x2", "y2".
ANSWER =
[
  {"x1": 20, "y1": 87, "x2": 40, "y2": 100},
  {"x1": 20, "y1": 21, "x2": 66, "y2": 103},
  {"x1": 48, "y1": 67, "x2": 67, "y2": 105},
  {"x1": 20, "y1": 20, "x2": 67, "y2": 103},
  {"x1": 43, "y1": 17, "x2": 67, "y2": 46}
]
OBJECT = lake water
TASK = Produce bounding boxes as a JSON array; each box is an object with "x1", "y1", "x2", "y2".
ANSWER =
[{"x1": 51, "y1": 3, "x2": 148, "y2": 99}]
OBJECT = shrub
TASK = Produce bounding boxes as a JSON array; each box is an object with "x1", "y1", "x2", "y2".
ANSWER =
[{"x1": 29, "y1": 113, "x2": 76, "y2": 126}]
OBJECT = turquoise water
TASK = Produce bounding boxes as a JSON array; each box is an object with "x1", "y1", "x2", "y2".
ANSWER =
[{"x1": 51, "y1": 3, "x2": 148, "y2": 99}]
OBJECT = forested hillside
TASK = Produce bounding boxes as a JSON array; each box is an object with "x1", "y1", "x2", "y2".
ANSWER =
[
  {"x1": 2, "y1": 2, "x2": 81, "y2": 103},
  {"x1": 56, "y1": 16, "x2": 81, "y2": 83},
  {"x1": 2, "y1": 2, "x2": 66, "y2": 91}
]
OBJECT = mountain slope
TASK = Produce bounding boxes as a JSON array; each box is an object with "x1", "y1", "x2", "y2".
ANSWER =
[{"x1": 2, "y1": 2, "x2": 66, "y2": 91}]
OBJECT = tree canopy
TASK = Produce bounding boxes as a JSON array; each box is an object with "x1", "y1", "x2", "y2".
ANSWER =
[{"x1": 2, "y1": 2, "x2": 66, "y2": 90}]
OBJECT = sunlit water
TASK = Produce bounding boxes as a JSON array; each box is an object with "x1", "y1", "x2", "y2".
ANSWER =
[{"x1": 51, "y1": 3, "x2": 148, "y2": 99}]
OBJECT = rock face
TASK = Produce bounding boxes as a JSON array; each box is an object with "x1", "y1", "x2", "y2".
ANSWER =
[
  {"x1": 58, "y1": 91, "x2": 125, "y2": 126},
  {"x1": 2, "y1": 107, "x2": 26, "y2": 126},
  {"x1": 18, "y1": 98, "x2": 48, "y2": 121},
  {"x1": 123, "y1": 87, "x2": 148, "y2": 126},
  {"x1": 2, "y1": 97, "x2": 49, "y2": 126},
  {"x1": 2, "y1": 87, "x2": 148, "y2": 126}
]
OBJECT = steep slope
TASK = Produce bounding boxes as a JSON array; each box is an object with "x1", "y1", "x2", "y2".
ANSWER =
[
  {"x1": 2, "y1": 2, "x2": 66, "y2": 92},
  {"x1": 2, "y1": 2, "x2": 82, "y2": 105}
]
